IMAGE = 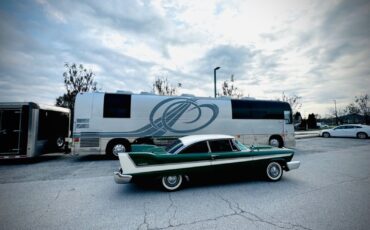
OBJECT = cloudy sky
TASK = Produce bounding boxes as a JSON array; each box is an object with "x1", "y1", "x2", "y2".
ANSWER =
[{"x1": 0, "y1": 0, "x2": 369, "y2": 117}]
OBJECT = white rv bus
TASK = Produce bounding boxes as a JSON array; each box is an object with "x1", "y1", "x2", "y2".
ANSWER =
[
  {"x1": 0, "y1": 102, "x2": 70, "y2": 159},
  {"x1": 72, "y1": 92, "x2": 295, "y2": 157}
]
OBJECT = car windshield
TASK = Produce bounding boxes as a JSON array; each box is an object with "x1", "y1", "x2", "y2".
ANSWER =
[
  {"x1": 165, "y1": 139, "x2": 184, "y2": 154},
  {"x1": 234, "y1": 140, "x2": 248, "y2": 151}
]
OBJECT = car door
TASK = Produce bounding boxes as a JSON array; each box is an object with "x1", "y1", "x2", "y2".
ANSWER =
[
  {"x1": 175, "y1": 141, "x2": 213, "y2": 175},
  {"x1": 332, "y1": 126, "x2": 346, "y2": 137},
  {"x1": 342, "y1": 125, "x2": 356, "y2": 137},
  {"x1": 208, "y1": 139, "x2": 246, "y2": 173}
]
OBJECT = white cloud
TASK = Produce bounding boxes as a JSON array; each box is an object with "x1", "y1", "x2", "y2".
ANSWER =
[{"x1": 0, "y1": 0, "x2": 369, "y2": 117}]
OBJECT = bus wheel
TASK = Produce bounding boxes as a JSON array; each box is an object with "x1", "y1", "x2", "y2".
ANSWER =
[
  {"x1": 269, "y1": 136, "x2": 283, "y2": 148},
  {"x1": 161, "y1": 175, "x2": 183, "y2": 191},
  {"x1": 107, "y1": 139, "x2": 131, "y2": 158},
  {"x1": 265, "y1": 161, "x2": 283, "y2": 181}
]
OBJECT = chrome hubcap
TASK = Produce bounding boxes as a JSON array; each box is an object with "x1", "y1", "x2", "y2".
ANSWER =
[
  {"x1": 269, "y1": 165, "x2": 280, "y2": 178},
  {"x1": 113, "y1": 144, "x2": 126, "y2": 156},
  {"x1": 270, "y1": 139, "x2": 279, "y2": 147},
  {"x1": 166, "y1": 176, "x2": 179, "y2": 186}
]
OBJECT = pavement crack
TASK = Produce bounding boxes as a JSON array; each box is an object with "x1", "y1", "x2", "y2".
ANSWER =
[
  {"x1": 137, "y1": 202, "x2": 149, "y2": 230},
  {"x1": 166, "y1": 193, "x2": 177, "y2": 227},
  {"x1": 292, "y1": 176, "x2": 370, "y2": 199},
  {"x1": 214, "y1": 193, "x2": 312, "y2": 230},
  {"x1": 54, "y1": 189, "x2": 61, "y2": 200}
]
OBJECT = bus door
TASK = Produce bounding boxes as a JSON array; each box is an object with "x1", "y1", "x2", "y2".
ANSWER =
[
  {"x1": 0, "y1": 106, "x2": 29, "y2": 156},
  {"x1": 283, "y1": 110, "x2": 292, "y2": 138}
]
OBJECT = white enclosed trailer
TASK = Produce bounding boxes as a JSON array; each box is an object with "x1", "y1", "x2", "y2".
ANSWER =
[
  {"x1": 72, "y1": 92, "x2": 295, "y2": 157},
  {"x1": 0, "y1": 102, "x2": 70, "y2": 159}
]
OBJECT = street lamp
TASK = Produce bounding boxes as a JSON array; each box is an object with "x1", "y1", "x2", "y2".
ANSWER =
[
  {"x1": 214, "y1": 67, "x2": 220, "y2": 98},
  {"x1": 334, "y1": 99, "x2": 338, "y2": 125}
]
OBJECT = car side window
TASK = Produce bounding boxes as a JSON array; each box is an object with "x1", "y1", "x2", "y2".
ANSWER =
[
  {"x1": 179, "y1": 141, "x2": 209, "y2": 154},
  {"x1": 209, "y1": 139, "x2": 233, "y2": 153}
]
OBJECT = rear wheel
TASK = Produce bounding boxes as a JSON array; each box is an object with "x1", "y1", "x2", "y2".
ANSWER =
[
  {"x1": 265, "y1": 161, "x2": 283, "y2": 181},
  {"x1": 161, "y1": 175, "x2": 183, "y2": 191},
  {"x1": 322, "y1": 132, "x2": 330, "y2": 138},
  {"x1": 357, "y1": 132, "x2": 368, "y2": 139},
  {"x1": 269, "y1": 136, "x2": 283, "y2": 148},
  {"x1": 107, "y1": 139, "x2": 131, "y2": 158}
]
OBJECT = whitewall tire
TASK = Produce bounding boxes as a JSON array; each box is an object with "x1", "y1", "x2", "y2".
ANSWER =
[{"x1": 161, "y1": 175, "x2": 183, "y2": 191}]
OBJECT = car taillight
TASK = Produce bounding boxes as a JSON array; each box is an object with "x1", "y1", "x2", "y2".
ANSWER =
[{"x1": 73, "y1": 138, "x2": 80, "y2": 143}]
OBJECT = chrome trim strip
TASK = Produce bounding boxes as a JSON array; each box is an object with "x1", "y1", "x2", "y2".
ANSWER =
[
  {"x1": 287, "y1": 161, "x2": 300, "y2": 170},
  {"x1": 119, "y1": 152, "x2": 293, "y2": 175}
]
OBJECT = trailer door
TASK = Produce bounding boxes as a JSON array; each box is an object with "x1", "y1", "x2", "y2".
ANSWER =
[{"x1": 0, "y1": 106, "x2": 29, "y2": 156}]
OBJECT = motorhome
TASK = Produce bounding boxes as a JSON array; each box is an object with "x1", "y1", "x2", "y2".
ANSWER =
[{"x1": 72, "y1": 92, "x2": 295, "y2": 157}]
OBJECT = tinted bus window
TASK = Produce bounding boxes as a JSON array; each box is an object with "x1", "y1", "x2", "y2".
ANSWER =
[
  {"x1": 231, "y1": 100, "x2": 291, "y2": 121},
  {"x1": 103, "y1": 94, "x2": 131, "y2": 118}
]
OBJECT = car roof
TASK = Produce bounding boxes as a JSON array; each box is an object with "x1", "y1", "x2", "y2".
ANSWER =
[{"x1": 179, "y1": 134, "x2": 234, "y2": 147}]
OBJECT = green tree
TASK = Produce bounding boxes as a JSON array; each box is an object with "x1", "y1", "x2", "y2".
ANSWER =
[
  {"x1": 152, "y1": 77, "x2": 181, "y2": 96},
  {"x1": 56, "y1": 63, "x2": 98, "y2": 112},
  {"x1": 307, "y1": 113, "x2": 317, "y2": 129},
  {"x1": 355, "y1": 94, "x2": 369, "y2": 124}
]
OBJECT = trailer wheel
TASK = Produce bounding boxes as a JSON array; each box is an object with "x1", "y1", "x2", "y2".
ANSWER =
[{"x1": 107, "y1": 139, "x2": 131, "y2": 158}]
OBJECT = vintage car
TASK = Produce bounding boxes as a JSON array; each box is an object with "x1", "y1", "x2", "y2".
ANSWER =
[{"x1": 114, "y1": 134, "x2": 300, "y2": 191}]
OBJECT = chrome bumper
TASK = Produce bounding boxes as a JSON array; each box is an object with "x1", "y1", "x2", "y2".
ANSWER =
[
  {"x1": 114, "y1": 170, "x2": 133, "y2": 184},
  {"x1": 287, "y1": 161, "x2": 300, "y2": 170}
]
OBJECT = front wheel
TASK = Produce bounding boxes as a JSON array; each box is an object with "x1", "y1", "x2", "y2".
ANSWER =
[
  {"x1": 357, "y1": 132, "x2": 368, "y2": 139},
  {"x1": 265, "y1": 162, "x2": 283, "y2": 181},
  {"x1": 161, "y1": 175, "x2": 183, "y2": 191}
]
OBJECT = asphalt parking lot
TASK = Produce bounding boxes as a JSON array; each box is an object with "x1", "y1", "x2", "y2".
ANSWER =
[{"x1": 0, "y1": 137, "x2": 369, "y2": 230}]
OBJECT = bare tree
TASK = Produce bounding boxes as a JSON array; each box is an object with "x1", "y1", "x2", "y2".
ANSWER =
[
  {"x1": 218, "y1": 75, "x2": 244, "y2": 99},
  {"x1": 152, "y1": 77, "x2": 181, "y2": 96},
  {"x1": 344, "y1": 102, "x2": 360, "y2": 114},
  {"x1": 279, "y1": 92, "x2": 302, "y2": 112},
  {"x1": 56, "y1": 63, "x2": 98, "y2": 112},
  {"x1": 355, "y1": 94, "x2": 369, "y2": 115}
]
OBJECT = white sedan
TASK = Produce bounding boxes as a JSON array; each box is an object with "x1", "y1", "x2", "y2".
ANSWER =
[{"x1": 320, "y1": 124, "x2": 370, "y2": 139}]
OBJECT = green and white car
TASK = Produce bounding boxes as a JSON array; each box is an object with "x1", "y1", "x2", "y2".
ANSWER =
[{"x1": 114, "y1": 134, "x2": 300, "y2": 191}]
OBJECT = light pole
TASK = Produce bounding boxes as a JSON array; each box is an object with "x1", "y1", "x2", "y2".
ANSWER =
[
  {"x1": 214, "y1": 67, "x2": 220, "y2": 98},
  {"x1": 334, "y1": 99, "x2": 338, "y2": 125}
]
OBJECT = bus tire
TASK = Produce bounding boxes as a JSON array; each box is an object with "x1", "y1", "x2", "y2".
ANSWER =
[
  {"x1": 106, "y1": 139, "x2": 131, "y2": 158},
  {"x1": 269, "y1": 135, "x2": 283, "y2": 148}
]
